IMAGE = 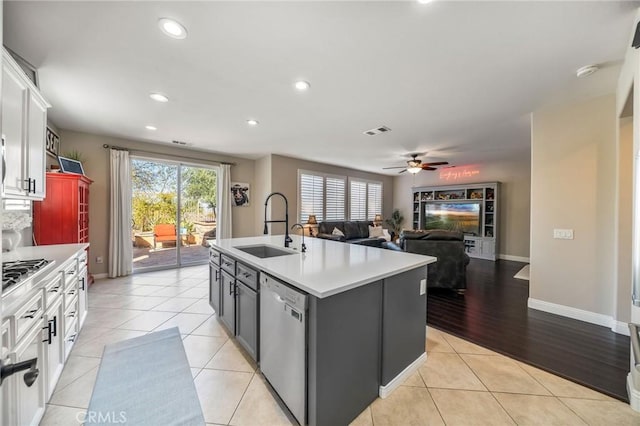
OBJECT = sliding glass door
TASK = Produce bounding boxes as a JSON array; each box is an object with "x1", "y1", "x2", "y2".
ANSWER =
[{"x1": 131, "y1": 157, "x2": 217, "y2": 272}]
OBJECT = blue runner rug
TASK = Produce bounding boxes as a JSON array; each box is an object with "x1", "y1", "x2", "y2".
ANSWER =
[{"x1": 86, "y1": 327, "x2": 205, "y2": 426}]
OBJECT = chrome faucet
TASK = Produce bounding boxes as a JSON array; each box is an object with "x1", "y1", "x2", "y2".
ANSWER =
[
  {"x1": 291, "y1": 223, "x2": 306, "y2": 253},
  {"x1": 264, "y1": 192, "x2": 293, "y2": 248}
]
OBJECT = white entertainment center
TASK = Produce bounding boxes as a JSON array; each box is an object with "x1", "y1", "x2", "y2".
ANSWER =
[{"x1": 412, "y1": 182, "x2": 500, "y2": 261}]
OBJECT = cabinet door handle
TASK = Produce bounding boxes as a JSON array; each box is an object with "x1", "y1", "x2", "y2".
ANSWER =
[
  {"x1": 79, "y1": 277, "x2": 85, "y2": 291},
  {"x1": 30, "y1": 178, "x2": 36, "y2": 193},
  {"x1": 42, "y1": 321, "x2": 52, "y2": 345},
  {"x1": 23, "y1": 178, "x2": 31, "y2": 192},
  {"x1": 229, "y1": 281, "x2": 234, "y2": 296},
  {"x1": 51, "y1": 316, "x2": 57, "y2": 337},
  {"x1": 215, "y1": 270, "x2": 219, "y2": 281}
]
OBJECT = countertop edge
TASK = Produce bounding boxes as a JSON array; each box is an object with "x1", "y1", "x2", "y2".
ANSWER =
[{"x1": 211, "y1": 240, "x2": 435, "y2": 298}]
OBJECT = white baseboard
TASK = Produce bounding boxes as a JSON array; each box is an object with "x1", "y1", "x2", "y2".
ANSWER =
[
  {"x1": 379, "y1": 352, "x2": 427, "y2": 399},
  {"x1": 498, "y1": 254, "x2": 530, "y2": 263},
  {"x1": 628, "y1": 373, "x2": 640, "y2": 412},
  {"x1": 612, "y1": 320, "x2": 631, "y2": 336},
  {"x1": 528, "y1": 298, "x2": 629, "y2": 335},
  {"x1": 93, "y1": 273, "x2": 108, "y2": 280}
]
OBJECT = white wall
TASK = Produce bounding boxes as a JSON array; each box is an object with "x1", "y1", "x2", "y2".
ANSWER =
[
  {"x1": 392, "y1": 156, "x2": 531, "y2": 260},
  {"x1": 530, "y1": 94, "x2": 617, "y2": 322}
]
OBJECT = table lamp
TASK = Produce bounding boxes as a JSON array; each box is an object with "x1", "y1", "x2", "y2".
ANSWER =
[
  {"x1": 374, "y1": 214, "x2": 383, "y2": 226},
  {"x1": 307, "y1": 215, "x2": 318, "y2": 237}
]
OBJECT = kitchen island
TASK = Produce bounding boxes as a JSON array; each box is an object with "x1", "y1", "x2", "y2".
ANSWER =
[{"x1": 209, "y1": 235, "x2": 436, "y2": 426}]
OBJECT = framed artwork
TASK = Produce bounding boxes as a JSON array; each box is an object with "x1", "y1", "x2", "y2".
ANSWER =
[
  {"x1": 46, "y1": 127, "x2": 60, "y2": 157},
  {"x1": 231, "y1": 182, "x2": 250, "y2": 207}
]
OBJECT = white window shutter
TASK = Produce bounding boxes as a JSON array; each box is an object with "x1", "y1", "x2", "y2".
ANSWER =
[{"x1": 350, "y1": 181, "x2": 367, "y2": 220}]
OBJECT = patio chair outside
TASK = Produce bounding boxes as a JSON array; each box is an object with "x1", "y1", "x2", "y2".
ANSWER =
[{"x1": 154, "y1": 224, "x2": 177, "y2": 249}]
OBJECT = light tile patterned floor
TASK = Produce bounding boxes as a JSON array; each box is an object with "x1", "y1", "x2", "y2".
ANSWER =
[{"x1": 39, "y1": 265, "x2": 640, "y2": 426}]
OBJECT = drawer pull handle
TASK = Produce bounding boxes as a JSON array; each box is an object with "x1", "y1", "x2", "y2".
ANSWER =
[
  {"x1": 68, "y1": 290, "x2": 76, "y2": 295},
  {"x1": 67, "y1": 334, "x2": 76, "y2": 343},
  {"x1": 22, "y1": 309, "x2": 38, "y2": 319},
  {"x1": 67, "y1": 311, "x2": 76, "y2": 318},
  {"x1": 242, "y1": 272, "x2": 251, "y2": 278}
]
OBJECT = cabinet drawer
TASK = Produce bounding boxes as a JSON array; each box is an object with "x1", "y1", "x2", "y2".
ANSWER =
[
  {"x1": 64, "y1": 298, "x2": 79, "y2": 337},
  {"x1": 44, "y1": 273, "x2": 63, "y2": 308},
  {"x1": 14, "y1": 292, "x2": 44, "y2": 343},
  {"x1": 64, "y1": 282, "x2": 79, "y2": 311},
  {"x1": 210, "y1": 249, "x2": 221, "y2": 266},
  {"x1": 221, "y1": 254, "x2": 235, "y2": 275},
  {"x1": 236, "y1": 262, "x2": 258, "y2": 291},
  {"x1": 62, "y1": 260, "x2": 79, "y2": 285},
  {"x1": 78, "y1": 250, "x2": 88, "y2": 265}
]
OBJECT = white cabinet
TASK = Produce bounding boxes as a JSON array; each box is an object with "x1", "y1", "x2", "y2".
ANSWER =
[
  {"x1": 44, "y1": 295, "x2": 64, "y2": 400},
  {"x1": 1, "y1": 48, "x2": 50, "y2": 200},
  {"x1": 14, "y1": 323, "x2": 45, "y2": 426},
  {"x1": 2, "y1": 58, "x2": 28, "y2": 197}
]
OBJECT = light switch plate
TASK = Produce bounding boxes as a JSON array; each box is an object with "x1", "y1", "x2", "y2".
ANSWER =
[
  {"x1": 553, "y1": 229, "x2": 574, "y2": 240},
  {"x1": 420, "y1": 279, "x2": 427, "y2": 295}
]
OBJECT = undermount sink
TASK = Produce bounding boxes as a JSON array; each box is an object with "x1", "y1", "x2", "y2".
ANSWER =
[{"x1": 234, "y1": 244, "x2": 297, "y2": 259}]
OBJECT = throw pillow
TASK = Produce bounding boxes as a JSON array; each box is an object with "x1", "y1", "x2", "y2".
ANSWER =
[
  {"x1": 369, "y1": 226, "x2": 384, "y2": 238},
  {"x1": 382, "y1": 229, "x2": 392, "y2": 242},
  {"x1": 332, "y1": 227, "x2": 345, "y2": 237}
]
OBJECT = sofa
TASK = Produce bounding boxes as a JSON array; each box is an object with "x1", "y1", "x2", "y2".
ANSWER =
[
  {"x1": 316, "y1": 221, "x2": 386, "y2": 248},
  {"x1": 400, "y1": 230, "x2": 470, "y2": 292}
]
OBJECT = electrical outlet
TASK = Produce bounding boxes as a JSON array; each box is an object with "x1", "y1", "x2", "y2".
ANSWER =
[
  {"x1": 553, "y1": 229, "x2": 574, "y2": 240},
  {"x1": 96, "y1": 256, "x2": 103, "y2": 264},
  {"x1": 420, "y1": 279, "x2": 427, "y2": 295}
]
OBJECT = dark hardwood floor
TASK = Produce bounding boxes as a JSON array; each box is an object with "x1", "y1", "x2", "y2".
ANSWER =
[{"x1": 427, "y1": 258, "x2": 631, "y2": 402}]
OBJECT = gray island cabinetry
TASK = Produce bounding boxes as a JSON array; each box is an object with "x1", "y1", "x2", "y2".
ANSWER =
[
  {"x1": 209, "y1": 235, "x2": 435, "y2": 426},
  {"x1": 209, "y1": 249, "x2": 259, "y2": 360}
]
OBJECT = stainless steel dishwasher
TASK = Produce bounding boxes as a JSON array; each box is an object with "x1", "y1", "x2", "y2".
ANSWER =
[{"x1": 259, "y1": 273, "x2": 307, "y2": 425}]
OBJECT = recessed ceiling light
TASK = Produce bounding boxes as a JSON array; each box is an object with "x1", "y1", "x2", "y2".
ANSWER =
[
  {"x1": 294, "y1": 80, "x2": 311, "y2": 91},
  {"x1": 246, "y1": 119, "x2": 259, "y2": 126},
  {"x1": 158, "y1": 18, "x2": 188, "y2": 39},
  {"x1": 145, "y1": 125, "x2": 157, "y2": 131},
  {"x1": 149, "y1": 93, "x2": 169, "y2": 102},
  {"x1": 576, "y1": 65, "x2": 599, "y2": 78},
  {"x1": 417, "y1": 0, "x2": 434, "y2": 4}
]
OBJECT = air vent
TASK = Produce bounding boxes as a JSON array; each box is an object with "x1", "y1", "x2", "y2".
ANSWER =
[
  {"x1": 363, "y1": 126, "x2": 391, "y2": 136},
  {"x1": 171, "y1": 140, "x2": 188, "y2": 146}
]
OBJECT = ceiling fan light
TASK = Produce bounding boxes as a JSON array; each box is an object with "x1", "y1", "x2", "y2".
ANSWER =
[{"x1": 407, "y1": 167, "x2": 422, "y2": 174}]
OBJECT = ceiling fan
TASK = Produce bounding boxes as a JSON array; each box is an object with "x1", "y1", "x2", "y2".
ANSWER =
[{"x1": 383, "y1": 154, "x2": 449, "y2": 174}]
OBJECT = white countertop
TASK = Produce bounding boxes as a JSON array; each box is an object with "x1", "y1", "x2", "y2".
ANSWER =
[
  {"x1": 212, "y1": 235, "x2": 436, "y2": 298},
  {"x1": 2, "y1": 243, "x2": 89, "y2": 316}
]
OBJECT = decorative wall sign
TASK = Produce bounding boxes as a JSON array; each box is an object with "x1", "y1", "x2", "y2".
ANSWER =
[
  {"x1": 231, "y1": 182, "x2": 250, "y2": 207},
  {"x1": 45, "y1": 127, "x2": 60, "y2": 157},
  {"x1": 439, "y1": 167, "x2": 480, "y2": 181}
]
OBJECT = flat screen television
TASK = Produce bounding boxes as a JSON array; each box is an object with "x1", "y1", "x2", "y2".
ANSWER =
[{"x1": 424, "y1": 202, "x2": 481, "y2": 235}]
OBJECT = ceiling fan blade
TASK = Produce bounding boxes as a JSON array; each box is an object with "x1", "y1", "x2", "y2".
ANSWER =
[
  {"x1": 382, "y1": 166, "x2": 406, "y2": 169},
  {"x1": 421, "y1": 166, "x2": 437, "y2": 171},
  {"x1": 398, "y1": 169, "x2": 407, "y2": 174},
  {"x1": 422, "y1": 162, "x2": 449, "y2": 166}
]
